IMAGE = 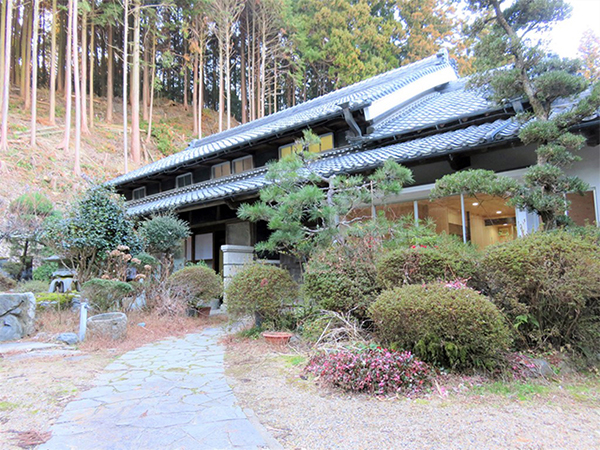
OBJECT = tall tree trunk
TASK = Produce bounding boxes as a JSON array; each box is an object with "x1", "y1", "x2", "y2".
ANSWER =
[
  {"x1": 30, "y1": 0, "x2": 40, "y2": 147},
  {"x1": 72, "y1": 0, "x2": 81, "y2": 175},
  {"x1": 130, "y1": 0, "x2": 141, "y2": 164},
  {"x1": 192, "y1": 51, "x2": 198, "y2": 136},
  {"x1": 198, "y1": 41, "x2": 203, "y2": 138},
  {"x1": 0, "y1": 0, "x2": 7, "y2": 118},
  {"x1": 250, "y1": 11, "x2": 255, "y2": 121},
  {"x1": 20, "y1": 6, "x2": 29, "y2": 101},
  {"x1": 23, "y1": 6, "x2": 33, "y2": 108},
  {"x1": 89, "y1": 20, "x2": 94, "y2": 128},
  {"x1": 80, "y1": 10, "x2": 90, "y2": 134},
  {"x1": 142, "y1": 29, "x2": 149, "y2": 120},
  {"x1": 49, "y1": 0, "x2": 57, "y2": 124},
  {"x1": 123, "y1": 0, "x2": 129, "y2": 172},
  {"x1": 106, "y1": 23, "x2": 113, "y2": 123},
  {"x1": 182, "y1": 40, "x2": 188, "y2": 112},
  {"x1": 58, "y1": 0, "x2": 73, "y2": 150},
  {"x1": 240, "y1": 15, "x2": 247, "y2": 124},
  {"x1": 218, "y1": 37, "x2": 223, "y2": 132},
  {"x1": 57, "y1": 10, "x2": 65, "y2": 94},
  {"x1": 225, "y1": 30, "x2": 231, "y2": 130},
  {"x1": 273, "y1": 60, "x2": 277, "y2": 114},
  {"x1": 0, "y1": 0, "x2": 13, "y2": 153},
  {"x1": 146, "y1": 32, "x2": 156, "y2": 143}
]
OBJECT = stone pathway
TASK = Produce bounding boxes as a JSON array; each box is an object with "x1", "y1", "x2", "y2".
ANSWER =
[{"x1": 39, "y1": 328, "x2": 278, "y2": 450}]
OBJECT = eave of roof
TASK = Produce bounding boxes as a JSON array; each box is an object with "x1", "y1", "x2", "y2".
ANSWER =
[{"x1": 125, "y1": 118, "x2": 522, "y2": 217}]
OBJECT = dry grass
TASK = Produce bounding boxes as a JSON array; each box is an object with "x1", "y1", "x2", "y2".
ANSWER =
[{"x1": 34, "y1": 307, "x2": 226, "y2": 353}]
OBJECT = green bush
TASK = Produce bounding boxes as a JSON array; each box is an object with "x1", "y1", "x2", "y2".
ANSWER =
[
  {"x1": 138, "y1": 215, "x2": 190, "y2": 273},
  {"x1": 2, "y1": 261, "x2": 23, "y2": 279},
  {"x1": 130, "y1": 253, "x2": 160, "y2": 272},
  {"x1": 304, "y1": 235, "x2": 381, "y2": 318},
  {"x1": 14, "y1": 280, "x2": 49, "y2": 294},
  {"x1": 226, "y1": 264, "x2": 298, "y2": 327},
  {"x1": 482, "y1": 230, "x2": 600, "y2": 354},
  {"x1": 33, "y1": 262, "x2": 59, "y2": 281},
  {"x1": 81, "y1": 278, "x2": 134, "y2": 312},
  {"x1": 35, "y1": 292, "x2": 77, "y2": 310},
  {"x1": 368, "y1": 283, "x2": 511, "y2": 371},
  {"x1": 168, "y1": 265, "x2": 223, "y2": 308},
  {"x1": 376, "y1": 235, "x2": 481, "y2": 288},
  {"x1": 0, "y1": 272, "x2": 16, "y2": 291}
]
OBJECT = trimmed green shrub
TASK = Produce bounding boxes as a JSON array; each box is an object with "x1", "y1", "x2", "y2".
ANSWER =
[
  {"x1": 35, "y1": 292, "x2": 77, "y2": 310},
  {"x1": 139, "y1": 215, "x2": 190, "y2": 258},
  {"x1": 81, "y1": 278, "x2": 134, "y2": 312},
  {"x1": 376, "y1": 235, "x2": 481, "y2": 288},
  {"x1": 0, "y1": 272, "x2": 16, "y2": 291},
  {"x1": 304, "y1": 235, "x2": 381, "y2": 318},
  {"x1": 168, "y1": 265, "x2": 223, "y2": 308},
  {"x1": 14, "y1": 280, "x2": 49, "y2": 294},
  {"x1": 482, "y1": 230, "x2": 600, "y2": 353},
  {"x1": 33, "y1": 262, "x2": 59, "y2": 281},
  {"x1": 368, "y1": 283, "x2": 511, "y2": 371},
  {"x1": 226, "y1": 264, "x2": 298, "y2": 327}
]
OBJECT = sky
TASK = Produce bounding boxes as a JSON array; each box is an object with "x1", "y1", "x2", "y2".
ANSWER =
[{"x1": 547, "y1": 0, "x2": 600, "y2": 57}]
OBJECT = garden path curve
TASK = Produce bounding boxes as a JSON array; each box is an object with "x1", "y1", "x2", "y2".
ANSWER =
[{"x1": 39, "y1": 327, "x2": 280, "y2": 450}]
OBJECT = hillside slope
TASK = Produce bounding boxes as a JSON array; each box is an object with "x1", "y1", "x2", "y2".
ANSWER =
[{"x1": 0, "y1": 90, "x2": 229, "y2": 213}]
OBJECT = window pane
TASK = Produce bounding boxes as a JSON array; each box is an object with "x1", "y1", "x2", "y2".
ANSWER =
[
  {"x1": 280, "y1": 146, "x2": 291, "y2": 158},
  {"x1": 321, "y1": 133, "x2": 334, "y2": 151},
  {"x1": 133, "y1": 187, "x2": 146, "y2": 200},
  {"x1": 176, "y1": 173, "x2": 192, "y2": 188},
  {"x1": 567, "y1": 191, "x2": 597, "y2": 226}
]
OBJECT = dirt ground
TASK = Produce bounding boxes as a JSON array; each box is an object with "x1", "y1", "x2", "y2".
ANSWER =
[
  {"x1": 224, "y1": 338, "x2": 600, "y2": 450},
  {"x1": 0, "y1": 310, "x2": 219, "y2": 449}
]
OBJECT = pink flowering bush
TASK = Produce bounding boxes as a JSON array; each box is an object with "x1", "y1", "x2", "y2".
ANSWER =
[{"x1": 304, "y1": 346, "x2": 431, "y2": 394}]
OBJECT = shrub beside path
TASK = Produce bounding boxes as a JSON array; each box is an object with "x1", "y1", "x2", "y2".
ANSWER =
[{"x1": 39, "y1": 328, "x2": 279, "y2": 450}]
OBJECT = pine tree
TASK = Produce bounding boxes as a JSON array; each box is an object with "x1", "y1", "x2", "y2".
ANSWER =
[{"x1": 431, "y1": 0, "x2": 600, "y2": 230}]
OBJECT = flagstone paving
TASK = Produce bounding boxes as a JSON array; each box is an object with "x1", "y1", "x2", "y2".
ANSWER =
[{"x1": 39, "y1": 328, "x2": 278, "y2": 450}]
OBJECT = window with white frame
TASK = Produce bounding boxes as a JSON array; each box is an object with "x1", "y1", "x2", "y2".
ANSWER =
[
  {"x1": 176, "y1": 173, "x2": 193, "y2": 188},
  {"x1": 132, "y1": 187, "x2": 146, "y2": 200}
]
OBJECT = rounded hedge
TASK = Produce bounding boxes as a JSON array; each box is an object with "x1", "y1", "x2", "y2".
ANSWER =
[
  {"x1": 368, "y1": 283, "x2": 511, "y2": 371},
  {"x1": 303, "y1": 238, "x2": 381, "y2": 318},
  {"x1": 225, "y1": 264, "x2": 298, "y2": 325},
  {"x1": 167, "y1": 265, "x2": 223, "y2": 308},
  {"x1": 482, "y1": 230, "x2": 600, "y2": 352},
  {"x1": 376, "y1": 237, "x2": 481, "y2": 288}
]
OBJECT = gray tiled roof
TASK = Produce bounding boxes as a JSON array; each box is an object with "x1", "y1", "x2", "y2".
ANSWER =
[
  {"x1": 126, "y1": 118, "x2": 521, "y2": 216},
  {"x1": 367, "y1": 83, "x2": 494, "y2": 140},
  {"x1": 108, "y1": 52, "x2": 456, "y2": 187}
]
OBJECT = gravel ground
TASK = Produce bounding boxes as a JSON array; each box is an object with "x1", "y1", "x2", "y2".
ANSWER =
[{"x1": 224, "y1": 339, "x2": 600, "y2": 450}]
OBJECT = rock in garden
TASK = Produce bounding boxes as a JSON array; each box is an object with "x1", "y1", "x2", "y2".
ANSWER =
[
  {"x1": 0, "y1": 293, "x2": 36, "y2": 341},
  {"x1": 57, "y1": 332, "x2": 79, "y2": 345},
  {"x1": 531, "y1": 358, "x2": 555, "y2": 378},
  {"x1": 87, "y1": 312, "x2": 128, "y2": 340}
]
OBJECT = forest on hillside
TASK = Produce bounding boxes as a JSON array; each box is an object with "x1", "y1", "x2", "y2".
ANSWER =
[{"x1": 0, "y1": 0, "x2": 599, "y2": 178}]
